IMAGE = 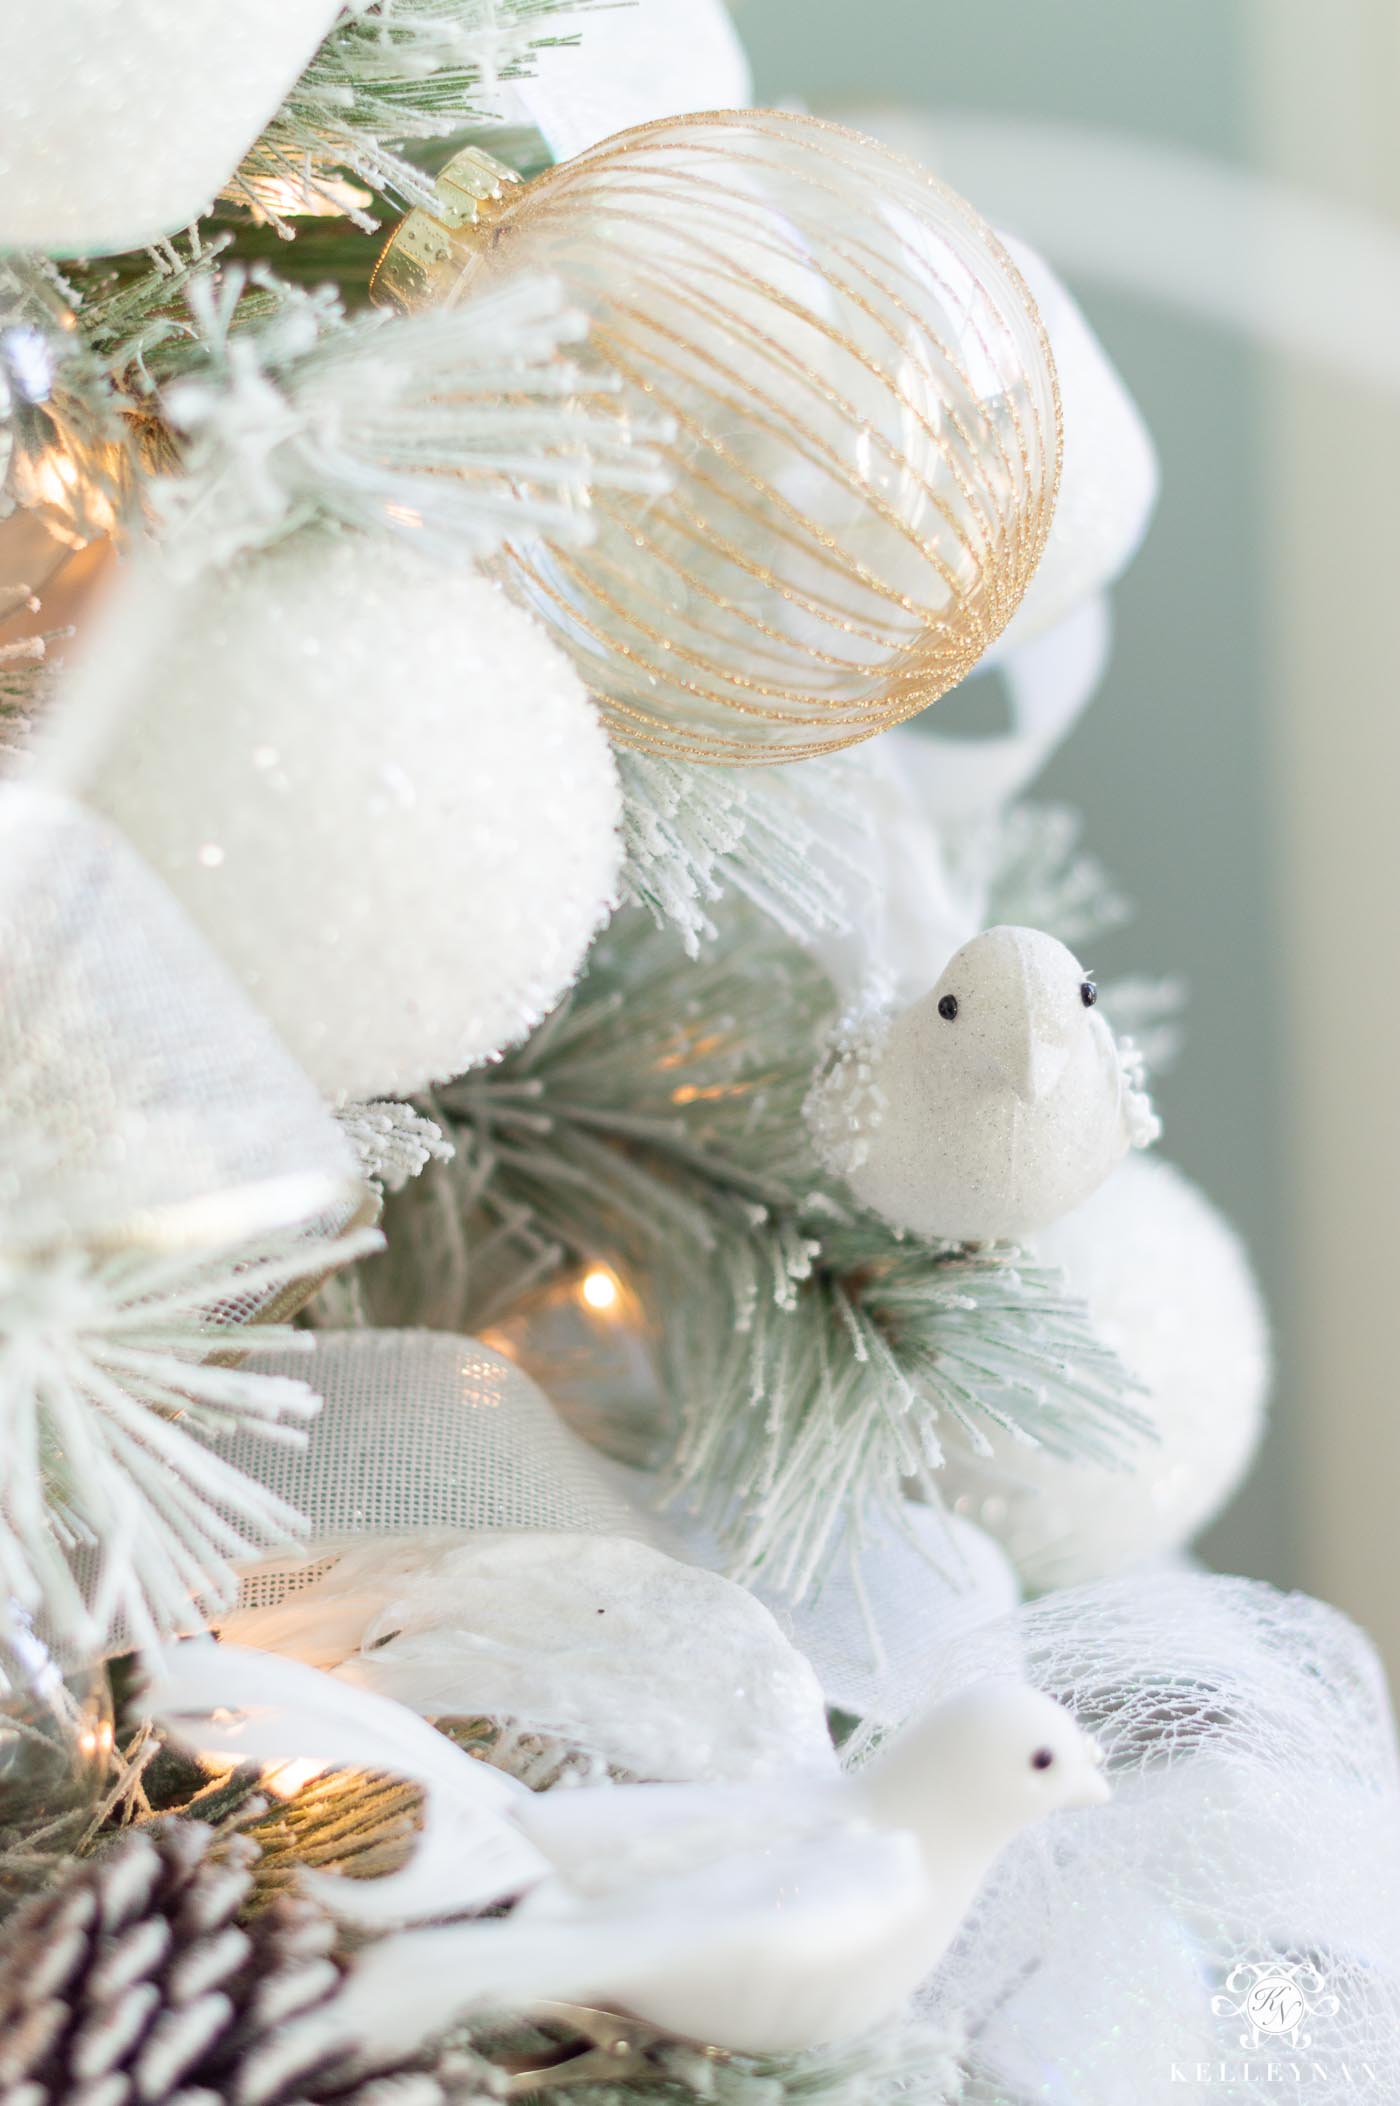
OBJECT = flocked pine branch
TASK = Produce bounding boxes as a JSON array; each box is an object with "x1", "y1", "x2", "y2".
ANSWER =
[
  {"x1": 227, "y1": 0, "x2": 603, "y2": 229},
  {"x1": 0, "y1": 624, "x2": 59, "y2": 772},
  {"x1": 0, "y1": 259, "x2": 141, "y2": 549},
  {"x1": 2, "y1": 239, "x2": 251, "y2": 559},
  {"x1": 466, "y1": 2009, "x2": 964, "y2": 2106},
  {"x1": 965, "y1": 800, "x2": 1187, "y2": 1071},
  {"x1": 0, "y1": 1217, "x2": 379, "y2": 1654},
  {"x1": 14, "y1": 243, "x2": 667, "y2": 577},
  {"x1": 358, "y1": 905, "x2": 1147, "y2": 1591},
  {"x1": 1093, "y1": 971, "x2": 1186, "y2": 1076},
  {"x1": 663, "y1": 1223, "x2": 1146, "y2": 1596},
  {"x1": 337, "y1": 1098, "x2": 454, "y2": 1196},
  {"x1": 964, "y1": 802, "x2": 1133, "y2": 952},
  {"x1": 618, "y1": 749, "x2": 870, "y2": 956},
  {"x1": 146, "y1": 266, "x2": 668, "y2": 573}
]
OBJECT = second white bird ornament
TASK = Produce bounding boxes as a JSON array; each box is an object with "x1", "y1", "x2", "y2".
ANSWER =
[
  {"x1": 150, "y1": 1643, "x2": 1109, "y2": 2059},
  {"x1": 810, "y1": 925, "x2": 1160, "y2": 1243}
]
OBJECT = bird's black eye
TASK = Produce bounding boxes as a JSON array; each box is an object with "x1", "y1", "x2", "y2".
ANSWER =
[
  {"x1": 1079, "y1": 981, "x2": 1097, "y2": 1008},
  {"x1": 937, "y1": 994, "x2": 959, "y2": 1022},
  {"x1": 1031, "y1": 1747, "x2": 1055, "y2": 1771}
]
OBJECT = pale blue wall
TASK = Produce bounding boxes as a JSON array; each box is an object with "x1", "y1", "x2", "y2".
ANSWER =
[{"x1": 736, "y1": 0, "x2": 1298, "y2": 1587}]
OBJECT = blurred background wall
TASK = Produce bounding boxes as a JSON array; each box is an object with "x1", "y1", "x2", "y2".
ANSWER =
[{"x1": 733, "y1": 0, "x2": 1400, "y2": 1678}]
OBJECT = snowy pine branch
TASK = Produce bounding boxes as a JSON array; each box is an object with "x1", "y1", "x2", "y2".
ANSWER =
[
  {"x1": 0, "y1": 1217, "x2": 379, "y2": 1654},
  {"x1": 966, "y1": 800, "x2": 1187, "y2": 1069},
  {"x1": 0, "y1": 628, "x2": 58, "y2": 772},
  {"x1": 664, "y1": 1222, "x2": 1147, "y2": 1595},
  {"x1": 468, "y1": 2009, "x2": 964, "y2": 2106},
  {"x1": 618, "y1": 750, "x2": 869, "y2": 956},
  {"x1": 14, "y1": 245, "x2": 667, "y2": 576},
  {"x1": 147, "y1": 267, "x2": 668, "y2": 573},
  {"x1": 0, "y1": 260, "x2": 141, "y2": 550},
  {"x1": 228, "y1": 0, "x2": 602, "y2": 229},
  {"x1": 337, "y1": 1099, "x2": 454, "y2": 1195},
  {"x1": 966, "y1": 802, "x2": 1133, "y2": 952}
]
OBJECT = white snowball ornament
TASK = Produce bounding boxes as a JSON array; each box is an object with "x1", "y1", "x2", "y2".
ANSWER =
[
  {"x1": 812, "y1": 925, "x2": 1158, "y2": 1243},
  {"x1": 940, "y1": 1154, "x2": 1270, "y2": 1587},
  {"x1": 55, "y1": 535, "x2": 621, "y2": 1101},
  {"x1": 0, "y1": 0, "x2": 341, "y2": 255}
]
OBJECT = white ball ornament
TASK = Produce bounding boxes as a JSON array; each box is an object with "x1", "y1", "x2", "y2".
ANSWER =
[
  {"x1": 0, "y1": 0, "x2": 341, "y2": 255},
  {"x1": 58, "y1": 534, "x2": 622, "y2": 1101},
  {"x1": 940, "y1": 1154, "x2": 1271, "y2": 1588},
  {"x1": 811, "y1": 925, "x2": 1158, "y2": 1243}
]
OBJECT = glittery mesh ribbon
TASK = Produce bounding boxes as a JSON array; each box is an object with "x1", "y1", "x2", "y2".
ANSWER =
[{"x1": 907, "y1": 1573, "x2": 1400, "y2": 2103}]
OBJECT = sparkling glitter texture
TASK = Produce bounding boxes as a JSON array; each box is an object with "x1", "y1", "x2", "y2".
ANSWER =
[
  {"x1": 373, "y1": 110, "x2": 1062, "y2": 765},
  {"x1": 811, "y1": 927, "x2": 1146, "y2": 1243},
  {"x1": 62, "y1": 533, "x2": 622, "y2": 1101},
  {"x1": 941, "y1": 1153, "x2": 1271, "y2": 1588}
]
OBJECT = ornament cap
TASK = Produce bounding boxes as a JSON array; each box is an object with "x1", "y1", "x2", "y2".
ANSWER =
[{"x1": 370, "y1": 146, "x2": 522, "y2": 311}]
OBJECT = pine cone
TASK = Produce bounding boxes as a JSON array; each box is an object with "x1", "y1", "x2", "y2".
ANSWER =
[{"x1": 0, "y1": 1819, "x2": 500, "y2": 2106}]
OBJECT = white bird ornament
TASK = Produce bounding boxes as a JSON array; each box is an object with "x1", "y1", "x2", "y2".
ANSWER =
[
  {"x1": 148, "y1": 1643, "x2": 1110, "y2": 2061},
  {"x1": 814, "y1": 924, "x2": 1159, "y2": 1243}
]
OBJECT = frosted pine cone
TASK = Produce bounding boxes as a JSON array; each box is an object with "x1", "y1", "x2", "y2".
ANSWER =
[{"x1": 0, "y1": 1819, "x2": 499, "y2": 2105}]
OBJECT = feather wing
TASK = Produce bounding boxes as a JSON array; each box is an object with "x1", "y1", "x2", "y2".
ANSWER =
[
  {"x1": 146, "y1": 1639, "x2": 548, "y2": 1922},
  {"x1": 223, "y1": 1530, "x2": 478, "y2": 1669},
  {"x1": 513, "y1": 1773, "x2": 844, "y2": 1886},
  {"x1": 327, "y1": 1825, "x2": 929, "y2": 2060}
]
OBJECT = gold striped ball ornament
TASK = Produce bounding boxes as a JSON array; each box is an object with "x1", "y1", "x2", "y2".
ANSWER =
[{"x1": 373, "y1": 109, "x2": 1062, "y2": 765}]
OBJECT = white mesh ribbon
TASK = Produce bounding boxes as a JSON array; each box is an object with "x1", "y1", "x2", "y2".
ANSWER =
[
  {"x1": 902, "y1": 1573, "x2": 1400, "y2": 2102},
  {"x1": 0, "y1": 785, "x2": 356, "y2": 1250},
  {"x1": 222, "y1": 1330, "x2": 651, "y2": 1612}
]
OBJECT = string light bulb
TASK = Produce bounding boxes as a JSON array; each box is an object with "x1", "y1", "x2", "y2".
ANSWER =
[
  {"x1": 76, "y1": 1715, "x2": 114, "y2": 1762},
  {"x1": 580, "y1": 1268, "x2": 620, "y2": 1313}
]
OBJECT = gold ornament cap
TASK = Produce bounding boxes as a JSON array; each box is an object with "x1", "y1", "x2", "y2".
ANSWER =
[{"x1": 370, "y1": 147, "x2": 521, "y2": 311}]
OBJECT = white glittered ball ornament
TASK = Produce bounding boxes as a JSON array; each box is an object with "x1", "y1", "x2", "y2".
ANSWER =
[
  {"x1": 811, "y1": 925, "x2": 1159, "y2": 1243},
  {"x1": 941, "y1": 1153, "x2": 1270, "y2": 1587},
  {"x1": 0, "y1": 0, "x2": 341, "y2": 255},
  {"x1": 55, "y1": 534, "x2": 622, "y2": 1101}
]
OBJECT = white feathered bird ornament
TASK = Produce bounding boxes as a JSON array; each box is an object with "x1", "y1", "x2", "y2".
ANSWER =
[{"x1": 148, "y1": 1641, "x2": 1109, "y2": 2058}]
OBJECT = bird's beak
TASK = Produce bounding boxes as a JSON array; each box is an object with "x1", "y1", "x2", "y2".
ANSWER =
[
  {"x1": 1074, "y1": 1738, "x2": 1112, "y2": 1808},
  {"x1": 1002, "y1": 1030, "x2": 1071, "y2": 1105}
]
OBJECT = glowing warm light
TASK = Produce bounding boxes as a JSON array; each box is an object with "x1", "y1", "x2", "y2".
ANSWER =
[
  {"x1": 11, "y1": 444, "x2": 118, "y2": 549},
  {"x1": 262, "y1": 1756, "x2": 328, "y2": 1801},
  {"x1": 580, "y1": 1268, "x2": 619, "y2": 1312},
  {"x1": 245, "y1": 173, "x2": 374, "y2": 220},
  {"x1": 77, "y1": 1717, "x2": 115, "y2": 1760},
  {"x1": 192, "y1": 1747, "x2": 327, "y2": 1797}
]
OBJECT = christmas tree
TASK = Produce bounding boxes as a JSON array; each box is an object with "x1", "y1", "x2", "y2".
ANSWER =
[{"x1": 1, "y1": 6, "x2": 1397, "y2": 2103}]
